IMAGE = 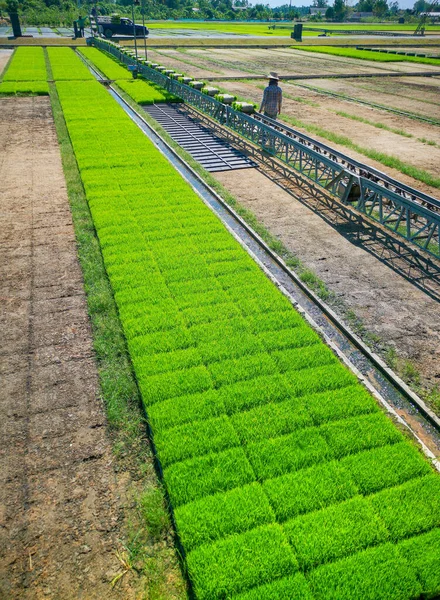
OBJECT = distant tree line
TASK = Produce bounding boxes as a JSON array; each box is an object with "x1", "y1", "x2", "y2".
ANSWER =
[{"x1": 0, "y1": 0, "x2": 436, "y2": 28}]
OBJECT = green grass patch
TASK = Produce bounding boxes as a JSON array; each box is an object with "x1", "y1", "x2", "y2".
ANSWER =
[
  {"x1": 397, "y1": 528, "x2": 440, "y2": 598},
  {"x1": 234, "y1": 572, "x2": 314, "y2": 600},
  {"x1": 187, "y1": 524, "x2": 297, "y2": 600},
  {"x1": 246, "y1": 426, "x2": 330, "y2": 480},
  {"x1": 341, "y1": 442, "x2": 433, "y2": 495},
  {"x1": 2, "y1": 47, "x2": 47, "y2": 81},
  {"x1": 163, "y1": 447, "x2": 255, "y2": 507},
  {"x1": 174, "y1": 482, "x2": 274, "y2": 551},
  {"x1": 285, "y1": 496, "x2": 388, "y2": 570},
  {"x1": 0, "y1": 80, "x2": 48, "y2": 95},
  {"x1": 371, "y1": 475, "x2": 440, "y2": 541},
  {"x1": 263, "y1": 460, "x2": 358, "y2": 522},
  {"x1": 321, "y1": 412, "x2": 404, "y2": 458},
  {"x1": 153, "y1": 415, "x2": 239, "y2": 467},
  {"x1": 308, "y1": 543, "x2": 421, "y2": 600},
  {"x1": 78, "y1": 47, "x2": 132, "y2": 80}
]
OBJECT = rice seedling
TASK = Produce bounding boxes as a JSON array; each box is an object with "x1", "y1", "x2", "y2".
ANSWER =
[
  {"x1": 370, "y1": 475, "x2": 440, "y2": 540},
  {"x1": 233, "y1": 573, "x2": 314, "y2": 600},
  {"x1": 174, "y1": 482, "x2": 274, "y2": 551},
  {"x1": 47, "y1": 48, "x2": 94, "y2": 80},
  {"x1": 397, "y1": 529, "x2": 440, "y2": 597},
  {"x1": 0, "y1": 80, "x2": 49, "y2": 95},
  {"x1": 263, "y1": 461, "x2": 358, "y2": 522},
  {"x1": 186, "y1": 525, "x2": 297, "y2": 600},
  {"x1": 2, "y1": 47, "x2": 47, "y2": 81},
  {"x1": 308, "y1": 543, "x2": 421, "y2": 600},
  {"x1": 284, "y1": 496, "x2": 389, "y2": 570},
  {"x1": 341, "y1": 442, "x2": 433, "y2": 494}
]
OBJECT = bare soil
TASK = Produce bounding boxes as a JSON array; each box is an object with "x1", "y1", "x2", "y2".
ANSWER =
[
  {"x1": 0, "y1": 97, "x2": 137, "y2": 599},
  {"x1": 213, "y1": 168, "x2": 440, "y2": 398}
]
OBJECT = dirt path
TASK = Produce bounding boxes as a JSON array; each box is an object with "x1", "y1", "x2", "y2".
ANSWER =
[
  {"x1": 0, "y1": 97, "x2": 135, "y2": 599},
  {"x1": 213, "y1": 168, "x2": 440, "y2": 394}
]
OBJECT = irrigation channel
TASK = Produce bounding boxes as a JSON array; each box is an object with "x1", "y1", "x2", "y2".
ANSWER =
[{"x1": 77, "y1": 47, "x2": 440, "y2": 465}]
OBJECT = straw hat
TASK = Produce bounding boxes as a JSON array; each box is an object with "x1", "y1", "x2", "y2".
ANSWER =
[{"x1": 266, "y1": 71, "x2": 280, "y2": 81}]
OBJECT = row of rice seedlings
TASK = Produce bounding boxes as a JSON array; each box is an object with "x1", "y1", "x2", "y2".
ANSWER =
[
  {"x1": 0, "y1": 80, "x2": 49, "y2": 95},
  {"x1": 2, "y1": 47, "x2": 47, "y2": 82},
  {"x1": 299, "y1": 45, "x2": 440, "y2": 67},
  {"x1": 55, "y1": 79, "x2": 440, "y2": 600},
  {"x1": 115, "y1": 78, "x2": 181, "y2": 105},
  {"x1": 47, "y1": 47, "x2": 94, "y2": 81},
  {"x1": 78, "y1": 47, "x2": 132, "y2": 80}
]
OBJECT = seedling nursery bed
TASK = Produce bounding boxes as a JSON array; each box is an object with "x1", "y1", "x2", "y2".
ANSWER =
[{"x1": 3, "y1": 45, "x2": 439, "y2": 600}]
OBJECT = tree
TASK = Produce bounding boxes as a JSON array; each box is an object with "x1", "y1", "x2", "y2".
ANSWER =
[
  {"x1": 413, "y1": 0, "x2": 430, "y2": 12},
  {"x1": 325, "y1": 5, "x2": 335, "y2": 18},
  {"x1": 357, "y1": 0, "x2": 374, "y2": 11},
  {"x1": 313, "y1": 0, "x2": 328, "y2": 7},
  {"x1": 389, "y1": 0, "x2": 399, "y2": 13},
  {"x1": 333, "y1": 0, "x2": 347, "y2": 20},
  {"x1": 373, "y1": 0, "x2": 388, "y2": 16}
]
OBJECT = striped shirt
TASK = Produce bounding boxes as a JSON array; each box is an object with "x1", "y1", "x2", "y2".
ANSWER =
[{"x1": 260, "y1": 84, "x2": 282, "y2": 118}]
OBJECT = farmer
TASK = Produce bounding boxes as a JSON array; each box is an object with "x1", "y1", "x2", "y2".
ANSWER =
[
  {"x1": 259, "y1": 72, "x2": 282, "y2": 120},
  {"x1": 78, "y1": 15, "x2": 87, "y2": 37}
]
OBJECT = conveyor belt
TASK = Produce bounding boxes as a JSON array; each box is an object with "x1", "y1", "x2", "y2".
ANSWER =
[{"x1": 143, "y1": 104, "x2": 255, "y2": 172}]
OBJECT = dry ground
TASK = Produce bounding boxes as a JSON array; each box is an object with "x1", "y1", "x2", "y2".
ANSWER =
[{"x1": 0, "y1": 97, "x2": 137, "y2": 599}]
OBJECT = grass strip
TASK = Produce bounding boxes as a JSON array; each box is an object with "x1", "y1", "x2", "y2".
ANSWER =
[
  {"x1": 299, "y1": 45, "x2": 440, "y2": 67},
  {"x1": 0, "y1": 80, "x2": 49, "y2": 95}
]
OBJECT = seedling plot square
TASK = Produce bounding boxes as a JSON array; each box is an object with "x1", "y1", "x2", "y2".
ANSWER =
[
  {"x1": 234, "y1": 572, "x2": 314, "y2": 600},
  {"x1": 220, "y1": 374, "x2": 292, "y2": 414},
  {"x1": 186, "y1": 524, "x2": 297, "y2": 600},
  {"x1": 174, "y1": 482, "x2": 275, "y2": 552},
  {"x1": 132, "y1": 347, "x2": 202, "y2": 378},
  {"x1": 341, "y1": 442, "x2": 433, "y2": 495},
  {"x1": 163, "y1": 447, "x2": 255, "y2": 507},
  {"x1": 284, "y1": 496, "x2": 389, "y2": 570},
  {"x1": 138, "y1": 364, "x2": 213, "y2": 407},
  {"x1": 48, "y1": 48, "x2": 94, "y2": 80},
  {"x1": 286, "y1": 363, "x2": 356, "y2": 398},
  {"x1": 208, "y1": 353, "x2": 277, "y2": 387},
  {"x1": 272, "y1": 345, "x2": 337, "y2": 373},
  {"x1": 322, "y1": 412, "x2": 404, "y2": 458},
  {"x1": 308, "y1": 543, "x2": 421, "y2": 600},
  {"x1": 371, "y1": 475, "x2": 440, "y2": 541},
  {"x1": 153, "y1": 415, "x2": 240, "y2": 467},
  {"x1": 182, "y1": 302, "x2": 241, "y2": 327},
  {"x1": 148, "y1": 389, "x2": 226, "y2": 433},
  {"x1": 398, "y1": 529, "x2": 440, "y2": 597},
  {"x1": 246, "y1": 427, "x2": 330, "y2": 480},
  {"x1": 127, "y1": 327, "x2": 194, "y2": 356},
  {"x1": 263, "y1": 461, "x2": 358, "y2": 522},
  {"x1": 303, "y1": 385, "x2": 379, "y2": 425}
]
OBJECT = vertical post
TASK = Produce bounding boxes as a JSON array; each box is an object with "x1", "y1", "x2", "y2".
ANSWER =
[
  {"x1": 142, "y1": 0, "x2": 147, "y2": 60},
  {"x1": 132, "y1": 0, "x2": 138, "y2": 61}
]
